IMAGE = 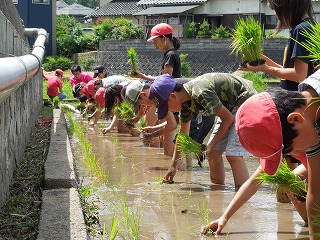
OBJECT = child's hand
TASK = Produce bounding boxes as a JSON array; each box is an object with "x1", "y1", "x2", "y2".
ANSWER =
[
  {"x1": 200, "y1": 217, "x2": 227, "y2": 236},
  {"x1": 162, "y1": 166, "x2": 177, "y2": 184},
  {"x1": 102, "y1": 127, "x2": 111, "y2": 134}
]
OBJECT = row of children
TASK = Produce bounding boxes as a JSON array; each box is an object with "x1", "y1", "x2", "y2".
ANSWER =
[{"x1": 46, "y1": 0, "x2": 320, "y2": 237}]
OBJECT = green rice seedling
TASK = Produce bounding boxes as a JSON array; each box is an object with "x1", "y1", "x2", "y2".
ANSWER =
[
  {"x1": 181, "y1": 189, "x2": 192, "y2": 213},
  {"x1": 113, "y1": 101, "x2": 135, "y2": 121},
  {"x1": 121, "y1": 193, "x2": 142, "y2": 239},
  {"x1": 103, "y1": 216, "x2": 120, "y2": 240},
  {"x1": 127, "y1": 47, "x2": 138, "y2": 76},
  {"x1": 256, "y1": 160, "x2": 307, "y2": 200},
  {"x1": 293, "y1": 21, "x2": 320, "y2": 65},
  {"x1": 176, "y1": 132, "x2": 205, "y2": 158},
  {"x1": 197, "y1": 200, "x2": 211, "y2": 225},
  {"x1": 135, "y1": 116, "x2": 147, "y2": 132},
  {"x1": 230, "y1": 16, "x2": 265, "y2": 67}
]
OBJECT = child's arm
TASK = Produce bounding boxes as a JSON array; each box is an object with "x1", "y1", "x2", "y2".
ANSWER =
[
  {"x1": 245, "y1": 56, "x2": 308, "y2": 83},
  {"x1": 162, "y1": 120, "x2": 190, "y2": 183},
  {"x1": 102, "y1": 115, "x2": 119, "y2": 134},
  {"x1": 201, "y1": 167, "x2": 263, "y2": 235},
  {"x1": 88, "y1": 107, "x2": 102, "y2": 126},
  {"x1": 142, "y1": 112, "x2": 177, "y2": 140}
]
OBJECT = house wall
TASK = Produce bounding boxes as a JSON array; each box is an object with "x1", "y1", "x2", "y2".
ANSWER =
[
  {"x1": 0, "y1": 0, "x2": 43, "y2": 208},
  {"x1": 14, "y1": 0, "x2": 55, "y2": 56}
]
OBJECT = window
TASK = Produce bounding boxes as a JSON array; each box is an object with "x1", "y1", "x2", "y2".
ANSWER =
[
  {"x1": 266, "y1": 15, "x2": 277, "y2": 25},
  {"x1": 32, "y1": 0, "x2": 50, "y2": 4}
]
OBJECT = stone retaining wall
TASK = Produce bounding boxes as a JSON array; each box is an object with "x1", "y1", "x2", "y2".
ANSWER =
[
  {"x1": 0, "y1": 0, "x2": 43, "y2": 207},
  {"x1": 76, "y1": 38, "x2": 287, "y2": 77}
]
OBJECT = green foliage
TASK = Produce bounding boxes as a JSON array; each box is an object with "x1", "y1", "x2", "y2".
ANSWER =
[
  {"x1": 197, "y1": 20, "x2": 212, "y2": 39},
  {"x1": 212, "y1": 25, "x2": 231, "y2": 39},
  {"x1": 256, "y1": 160, "x2": 307, "y2": 200},
  {"x1": 82, "y1": 57, "x2": 95, "y2": 71},
  {"x1": 184, "y1": 22, "x2": 197, "y2": 39},
  {"x1": 56, "y1": 14, "x2": 98, "y2": 58},
  {"x1": 242, "y1": 72, "x2": 268, "y2": 92},
  {"x1": 180, "y1": 53, "x2": 192, "y2": 77},
  {"x1": 94, "y1": 18, "x2": 144, "y2": 41},
  {"x1": 42, "y1": 56, "x2": 73, "y2": 71},
  {"x1": 230, "y1": 17, "x2": 264, "y2": 62},
  {"x1": 266, "y1": 30, "x2": 275, "y2": 39},
  {"x1": 127, "y1": 47, "x2": 137, "y2": 73}
]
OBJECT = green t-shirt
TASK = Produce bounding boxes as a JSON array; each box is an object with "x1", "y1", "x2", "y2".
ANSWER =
[{"x1": 180, "y1": 73, "x2": 256, "y2": 123}]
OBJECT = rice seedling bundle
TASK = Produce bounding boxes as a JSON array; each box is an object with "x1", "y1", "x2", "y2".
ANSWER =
[
  {"x1": 127, "y1": 47, "x2": 138, "y2": 76},
  {"x1": 230, "y1": 16, "x2": 265, "y2": 67},
  {"x1": 294, "y1": 21, "x2": 320, "y2": 65},
  {"x1": 176, "y1": 132, "x2": 205, "y2": 158},
  {"x1": 256, "y1": 160, "x2": 307, "y2": 200},
  {"x1": 113, "y1": 101, "x2": 135, "y2": 120}
]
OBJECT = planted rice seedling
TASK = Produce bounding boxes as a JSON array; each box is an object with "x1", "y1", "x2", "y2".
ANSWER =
[
  {"x1": 127, "y1": 47, "x2": 138, "y2": 76},
  {"x1": 230, "y1": 17, "x2": 265, "y2": 68},
  {"x1": 197, "y1": 200, "x2": 211, "y2": 226},
  {"x1": 256, "y1": 160, "x2": 307, "y2": 200}
]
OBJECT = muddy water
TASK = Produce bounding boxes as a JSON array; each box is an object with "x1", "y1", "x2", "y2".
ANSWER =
[{"x1": 75, "y1": 121, "x2": 308, "y2": 240}]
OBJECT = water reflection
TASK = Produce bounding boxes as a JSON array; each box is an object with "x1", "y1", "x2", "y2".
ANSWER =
[{"x1": 74, "y1": 121, "x2": 308, "y2": 240}]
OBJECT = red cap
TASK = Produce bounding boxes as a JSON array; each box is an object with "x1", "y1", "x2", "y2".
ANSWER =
[
  {"x1": 95, "y1": 87, "x2": 106, "y2": 108},
  {"x1": 147, "y1": 23, "x2": 173, "y2": 42},
  {"x1": 236, "y1": 92, "x2": 283, "y2": 175},
  {"x1": 55, "y1": 69, "x2": 64, "y2": 77},
  {"x1": 85, "y1": 80, "x2": 95, "y2": 96}
]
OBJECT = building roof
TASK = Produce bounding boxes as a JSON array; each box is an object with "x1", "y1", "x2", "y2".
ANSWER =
[
  {"x1": 56, "y1": 0, "x2": 69, "y2": 9},
  {"x1": 137, "y1": 0, "x2": 207, "y2": 5},
  {"x1": 86, "y1": 0, "x2": 143, "y2": 18},
  {"x1": 57, "y1": 3, "x2": 94, "y2": 16},
  {"x1": 133, "y1": 5, "x2": 198, "y2": 15}
]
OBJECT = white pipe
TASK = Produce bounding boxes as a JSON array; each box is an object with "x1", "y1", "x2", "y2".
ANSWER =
[{"x1": 0, "y1": 28, "x2": 48, "y2": 103}]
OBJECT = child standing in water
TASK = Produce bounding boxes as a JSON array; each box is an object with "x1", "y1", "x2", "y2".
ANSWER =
[{"x1": 148, "y1": 73, "x2": 256, "y2": 188}]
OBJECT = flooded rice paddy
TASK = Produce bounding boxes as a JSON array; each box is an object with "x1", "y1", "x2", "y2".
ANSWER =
[{"x1": 72, "y1": 118, "x2": 308, "y2": 240}]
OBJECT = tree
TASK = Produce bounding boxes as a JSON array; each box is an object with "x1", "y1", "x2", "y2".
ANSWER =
[
  {"x1": 184, "y1": 22, "x2": 197, "y2": 39},
  {"x1": 212, "y1": 25, "x2": 231, "y2": 39},
  {"x1": 197, "y1": 19, "x2": 212, "y2": 38}
]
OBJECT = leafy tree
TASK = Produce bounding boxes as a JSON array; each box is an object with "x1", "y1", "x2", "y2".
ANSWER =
[
  {"x1": 184, "y1": 22, "x2": 197, "y2": 39},
  {"x1": 94, "y1": 19, "x2": 114, "y2": 40},
  {"x1": 180, "y1": 53, "x2": 192, "y2": 77},
  {"x1": 197, "y1": 19, "x2": 212, "y2": 38},
  {"x1": 212, "y1": 25, "x2": 231, "y2": 39},
  {"x1": 56, "y1": 15, "x2": 98, "y2": 58},
  {"x1": 94, "y1": 18, "x2": 143, "y2": 41}
]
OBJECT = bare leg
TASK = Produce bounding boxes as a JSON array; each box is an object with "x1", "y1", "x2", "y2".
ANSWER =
[
  {"x1": 207, "y1": 150, "x2": 225, "y2": 184},
  {"x1": 226, "y1": 156, "x2": 249, "y2": 189},
  {"x1": 162, "y1": 130, "x2": 175, "y2": 157}
]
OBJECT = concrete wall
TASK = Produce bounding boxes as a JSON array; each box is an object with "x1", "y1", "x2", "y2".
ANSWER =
[
  {"x1": 79, "y1": 38, "x2": 287, "y2": 77},
  {"x1": 0, "y1": 0, "x2": 43, "y2": 207}
]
